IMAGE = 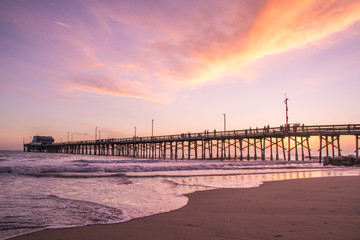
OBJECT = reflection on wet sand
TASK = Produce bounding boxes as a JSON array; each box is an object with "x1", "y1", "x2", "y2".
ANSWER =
[{"x1": 169, "y1": 168, "x2": 360, "y2": 195}]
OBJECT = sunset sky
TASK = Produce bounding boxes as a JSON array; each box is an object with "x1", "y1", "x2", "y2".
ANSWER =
[{"x1": 1, "y1": 0, "x2": 360, "y2": 150}]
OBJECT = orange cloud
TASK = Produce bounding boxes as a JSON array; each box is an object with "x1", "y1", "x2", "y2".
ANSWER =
[
  {"x1": 241, "y1": 0, "x2": 360, "y2": 62},
  {"x1": 155, "y1": 0, "x2": 360, "y2": 85}
]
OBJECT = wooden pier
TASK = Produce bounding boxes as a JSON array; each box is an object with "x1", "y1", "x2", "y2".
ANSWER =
[{"x1": 24, "y1": 124, "x2": 360, "y2": 162}]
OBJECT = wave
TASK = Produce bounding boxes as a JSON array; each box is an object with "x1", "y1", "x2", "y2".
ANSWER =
[
  {"x1": 72, "y1": 159, "x2": 162, "y2": 164},
  {"x1": 102, "y1": 163, "x2": 323, "y2": 173},
  {"x1": 44, "y1": 194, "x2": 130, "y2": 225},
  {"x1": 0, "y1": 160, "x2": 324, "y2": 179},
  {"x1": 0, "y1": 194, "x2": 129, "y2": 239},
  {"x1": 0, "y1": 166, "x2": 101, "y2": 174},
  {"x1": 0, "y1": 166, "x2": 130, "y2": 180},
  {"x1": 126, "y1": 168, "x2": 329, "y2": 178},
  {"x1": 26, "y1": 173, "x2": 131, "y2": 180},
  {"x1": 72, "y1": 159, "x2": 319, "y2": 166}
]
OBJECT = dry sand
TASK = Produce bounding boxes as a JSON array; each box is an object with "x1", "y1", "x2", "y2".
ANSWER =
[{"x1": 11, "y1": 176, "x2": 360, "y2": 240}]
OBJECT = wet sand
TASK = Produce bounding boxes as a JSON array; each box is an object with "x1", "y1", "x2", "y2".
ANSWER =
[{"x1": 11, "y1": 176, "x2": 360, "y2": 240}]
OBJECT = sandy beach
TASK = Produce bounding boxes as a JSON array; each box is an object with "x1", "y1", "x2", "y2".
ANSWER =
[{"x1": 11, "y1": 176, "x2": 360, "y2": 240}]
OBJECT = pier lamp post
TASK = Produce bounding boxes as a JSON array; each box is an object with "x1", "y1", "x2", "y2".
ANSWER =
[
  {"x1": 95, "y1": 127, "x2": 98, "y2": 140},
  {"x1": 152, "y1": 119, "x2": 154, "y2": 137},
  {"x1": 134, "y1": 127, "x2": 137, "y2": 138},
  {"x1": 223, "y1": 114, "x2": 226, "y2": 132},
  {"x1": 284, "y1": 95, "x2": 289, "y2": 126}
]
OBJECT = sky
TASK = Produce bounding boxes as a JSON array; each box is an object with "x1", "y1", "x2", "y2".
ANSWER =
[{"x1": 1, "y1": 0, "x2": 360, "y2": 150}]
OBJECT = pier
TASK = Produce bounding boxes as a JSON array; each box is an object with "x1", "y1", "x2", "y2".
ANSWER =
[{"x1": 24, "y1": 124, "x2": 360, "y2": 162}]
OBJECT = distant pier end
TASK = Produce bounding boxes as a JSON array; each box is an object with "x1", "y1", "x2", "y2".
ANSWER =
[{"x1": 23, "y1": 124, "x2": 360, "y2": 162}]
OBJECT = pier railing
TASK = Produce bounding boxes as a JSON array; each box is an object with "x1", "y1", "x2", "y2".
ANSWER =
[
  {"x1": 50, "y1": 124, "x2": 360, "y2": 144},
  {"x1": 24, "y1": 124, "x2": 360, "y2": 161}
]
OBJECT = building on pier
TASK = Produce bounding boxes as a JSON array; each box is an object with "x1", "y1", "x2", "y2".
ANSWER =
[{"x1": 30, "y1": 136, "x2": 54, "y2": 145}]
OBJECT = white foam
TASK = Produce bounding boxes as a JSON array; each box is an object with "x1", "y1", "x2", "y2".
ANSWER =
[{"x1": 1, "y1": 151, "x2": 360, "y2": 240}]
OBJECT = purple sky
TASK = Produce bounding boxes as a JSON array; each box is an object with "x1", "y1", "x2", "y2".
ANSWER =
[{"x1": 1, "y1": 0, "x2": 360, "y2": 150}]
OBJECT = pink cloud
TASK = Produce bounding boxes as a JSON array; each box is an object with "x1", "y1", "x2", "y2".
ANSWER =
[
  {"x1": 66, "y1": 75, "x2": 155, "y2": 101},
  {"x1": 54, "y1": 21, "x2": 71, "y2": 28},
  {"x1": 2, "y1": 0, "x2": 360, "y2": 103}
]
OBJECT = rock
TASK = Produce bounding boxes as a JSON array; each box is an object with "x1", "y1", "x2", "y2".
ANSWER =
[{"x1": 323, "y1": 156, "x2": 360, "y2": 166}]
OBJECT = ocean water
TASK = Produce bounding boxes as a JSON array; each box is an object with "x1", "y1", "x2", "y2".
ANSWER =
[{"x1": 1, "y1": 151, "x2": 359, "y2": 239}]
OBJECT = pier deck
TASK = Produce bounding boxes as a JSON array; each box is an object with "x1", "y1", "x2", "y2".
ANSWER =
[{"x1": 24, "y1": 124, "x2": 360, "y2": 162}]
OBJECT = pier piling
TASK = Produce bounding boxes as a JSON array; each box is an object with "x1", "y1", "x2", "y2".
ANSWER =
[{"x1": 24, "y1": 124, "x2": 360, "y2": 162}]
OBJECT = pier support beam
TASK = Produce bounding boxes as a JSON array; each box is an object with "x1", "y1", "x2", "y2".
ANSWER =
[
  {"x1": 319, "y1": 135, "x2": 341, "y2": 163},
  {"x1": 356, "y1": 135, "x2": 359, "y2": 158},
  {"x1": 287, "y1": 135, "x2": 311, "y2": 162}
]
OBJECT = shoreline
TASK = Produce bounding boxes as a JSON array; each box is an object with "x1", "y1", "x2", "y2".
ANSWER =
[{"x1": 10, "y1": 175, "x2": 360, "y2": 240}]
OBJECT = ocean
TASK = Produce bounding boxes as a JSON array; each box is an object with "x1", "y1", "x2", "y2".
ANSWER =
[{"x1": 1, "y1": 150, "x2": 359, "y2": 239}]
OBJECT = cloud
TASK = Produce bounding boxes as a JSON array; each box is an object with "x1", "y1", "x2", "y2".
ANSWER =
[
  {"x1": 85, "y1": 0, "x2": 360, "y2": 87},
  {"x1": 54, "y1": 21, "x2": 71, "y2": 28},
  {"x1": 150, "y1": 0, "x2": 360, "y2": 84},
  {"x1": 240, "y1": 0, "x2": 360, "y2": 62},
  {"x1": 2, "y1": 0, "x2": 360, "y2": 104},
  {"x1": 66, "y1": 75, "x2": 155, "y2": 101}
]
